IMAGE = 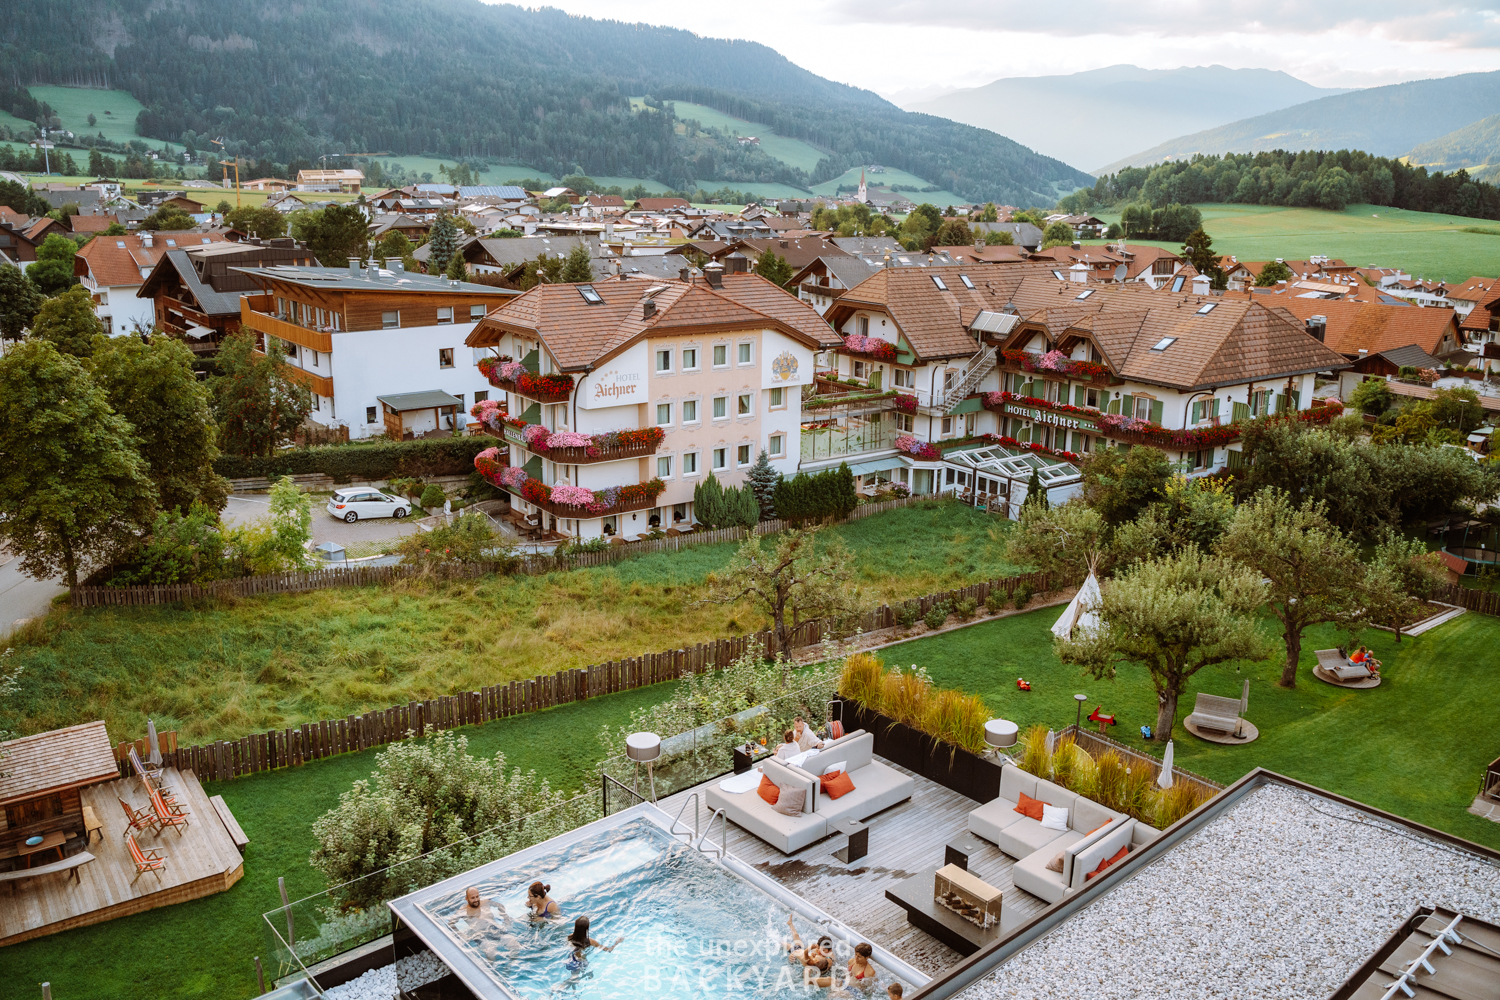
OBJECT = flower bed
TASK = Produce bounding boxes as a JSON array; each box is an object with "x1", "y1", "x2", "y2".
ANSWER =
[
  {"x1": 843, "y1": 334, "x2": 897, "y2": 361},
  {"x1": 895, "y1": 434, "x2": 940, "y2": 460},
  {"x1": 477, "y1": 357, "x2": 575, "y2": 401},
  {"x1": 1001, "y1": 348, "x2": 1111, "y2": 380},
  {"x1": 894, "y1": 394, "x2": 918, "y2": 414},
  {"x1": 472, "y1": 452, "x2": 667, "y2": 515},
  {"x1": 982, "y1": 390, "x2": 1097, "y2": 419},
  {"x1": 804, "y1": 388, "x2": 903, "y2": 411}
]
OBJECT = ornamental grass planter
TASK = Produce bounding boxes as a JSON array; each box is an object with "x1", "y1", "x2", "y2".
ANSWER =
[{"x1": 840, "y1": 700, "x2": 1004, "y2": 803}]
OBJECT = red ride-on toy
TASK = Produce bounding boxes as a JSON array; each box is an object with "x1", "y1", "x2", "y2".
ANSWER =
[
  {"x1": 1087, "y1": 706, "x2": 1117, "y2": 733},
  {"x1": 1016, "y1": 677, "x2": 1032, "y2": 691}
]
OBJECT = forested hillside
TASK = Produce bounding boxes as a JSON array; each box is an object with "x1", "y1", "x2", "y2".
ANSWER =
[{"x1": 0, "y1": 0, "x2": 1092, "y2": 204}]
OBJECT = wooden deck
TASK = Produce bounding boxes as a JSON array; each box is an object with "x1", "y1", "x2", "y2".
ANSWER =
[
  {"x1": 657, "y1": 759, "x2": 1046, "y2": 976},
  {"x1": 0, "y1": 768, "x2": 244, "y2": 947}
]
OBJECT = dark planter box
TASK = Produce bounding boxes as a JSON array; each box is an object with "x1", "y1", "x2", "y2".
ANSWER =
[{"x1": 839, "y1": 700, "x2": 1004, "y2": 803}]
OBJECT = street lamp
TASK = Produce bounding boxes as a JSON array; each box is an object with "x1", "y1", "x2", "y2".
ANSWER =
[{"x1": 1074, "y1": 693, "x2": 1088, "y2": 731}]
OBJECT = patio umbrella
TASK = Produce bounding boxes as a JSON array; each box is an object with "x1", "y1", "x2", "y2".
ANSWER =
[
  {"x1": 146, "y1": 718, "x2": 162, "y2": 767},
  {"x1": 1157, "y1": 739, "x2": 1174, "y2": 790},
  {"x1": 1044, "y1": 729, "x2": 1055, "y2": 758}
]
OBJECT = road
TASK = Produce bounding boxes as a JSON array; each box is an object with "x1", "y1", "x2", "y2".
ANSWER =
[{"x1": 0, "y1": 553, "x2": 66, "y2": 634}]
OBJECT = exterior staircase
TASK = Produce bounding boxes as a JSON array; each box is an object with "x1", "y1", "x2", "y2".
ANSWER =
[{"x1": 929, "y1": 346, "x2": 997, "y2": 413}]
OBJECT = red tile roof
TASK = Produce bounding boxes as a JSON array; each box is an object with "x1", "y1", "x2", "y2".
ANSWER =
[
  {"x1": 1273, "y1": 297, "x2": 1462, "y2": 357},
  {"x1": 68, "y1": 214, "x2": 119, "y2": 233},
  {"x1": 77, "y1": 231, "x2": 231, "y2": 288}
]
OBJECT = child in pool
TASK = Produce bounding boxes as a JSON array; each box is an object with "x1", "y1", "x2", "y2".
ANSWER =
[{"x1": 564, "y1": 916, "x2": 621, "y2": 971}]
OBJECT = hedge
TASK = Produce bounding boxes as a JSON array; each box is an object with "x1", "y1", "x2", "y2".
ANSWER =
[{"x1": 214, "y1": 437, "x2": 492, "y2": 483}]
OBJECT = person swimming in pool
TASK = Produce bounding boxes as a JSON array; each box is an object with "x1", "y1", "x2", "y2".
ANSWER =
[
  {"x1": 527, "y1": 881, "x2": 562, "y2": 920},
  {"x1": 784, "y1": 914, "x2": 834, "y2": 988},
  {"x1": 564, "y1": 915, "x2": 621, "y2": 971},
  {"x1": 449, "y1": 886, "x2": 520, "y2": 960}
]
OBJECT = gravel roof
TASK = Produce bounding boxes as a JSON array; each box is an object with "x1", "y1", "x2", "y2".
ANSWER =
[{"x1": 959, "y1": 782, "x2": 1500, "y2": 1000}]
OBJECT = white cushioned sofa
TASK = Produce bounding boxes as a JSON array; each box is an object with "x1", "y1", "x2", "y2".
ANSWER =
[
  {"x1": 704, "y1": 730, "x2": 914, "y2": 854},
  {"x1": 968, "y1": 765, "x2": 1160, "y2": 904}
]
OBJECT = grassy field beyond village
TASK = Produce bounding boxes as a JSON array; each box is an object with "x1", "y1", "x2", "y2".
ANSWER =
[
  {"x1": 1092, "y1": 202, "x2": 1500, "y2": 282},
  {"x1": 2, "y1": 503, "x2": 1017, "y2": 744}
]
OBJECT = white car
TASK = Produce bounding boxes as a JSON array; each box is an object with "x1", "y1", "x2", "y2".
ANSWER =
[{"x1": 326, "y1": 489, "x2": 410, "y2": 523}]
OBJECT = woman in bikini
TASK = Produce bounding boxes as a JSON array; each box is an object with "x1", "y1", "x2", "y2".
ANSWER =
[
  {"x1": 847, "y1": 942, "x2": 876, "y2": 984},
  {"x1": 784, "y1": 914, "x2": 833, "y2": 988},
  {"x1": 527, "y1": 881, "x2": 561, "y2": 920}
]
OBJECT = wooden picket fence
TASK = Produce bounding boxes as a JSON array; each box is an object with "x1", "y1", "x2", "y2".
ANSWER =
[
  {"x1": 72, "y1": 494, "x2": 935, "y2": 607},
  {"x1": 127, "y1": 568, "x2": 1049, "y2": 783},
  {"x1": 1433, "y1": 583, "x2": 1500, "y2": 618}
]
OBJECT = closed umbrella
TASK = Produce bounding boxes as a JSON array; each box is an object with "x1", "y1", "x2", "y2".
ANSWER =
[
  {"x1": 1157, "y1": 739, "x2": 1174, "y2": 790},
  {"x1": 146, "y1": 718, "x2": 162, "y2": 768}
]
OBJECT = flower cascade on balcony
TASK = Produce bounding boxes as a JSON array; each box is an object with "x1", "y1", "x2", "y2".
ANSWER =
[
  {"x1": 473, "y1": 449, "x2": 666, "y2": 514},
  {"x1": 894, "y1": 434, "x2": 940, "y2": 460},
  {"x1": 1001, "y1": 348, "x2": 1111, "y2": 380},
  {"x1": 477, "y1": 357, "x2": 575, "y2": 401},
  {"x1": 843, "y1": 334, "x2": 897, "y2": 361},
  {"x1": 983, "y1": 390, "x2": 1096, "y2": 417},
  {"x1": 470, "y1": 401, "x2": 663, "y2": 456}
]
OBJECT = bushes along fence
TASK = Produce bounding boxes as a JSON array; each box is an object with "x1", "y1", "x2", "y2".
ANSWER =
[
  {"x1": 213, "y1": 437, "x2": 491, "y2": 483},
  {"x1": 113, "y1": 569, "x2": 1049, "y2": 783}
]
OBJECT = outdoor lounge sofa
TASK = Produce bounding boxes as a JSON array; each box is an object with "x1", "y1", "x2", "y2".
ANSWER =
[
  {"x1": 968, "y1": 765, "x2": 1160, "y2": 904},
  {"x1": 1184, "y1": 693, "x2": 1245, "y2": 737},
  {"x1": 704, "y1": 729, "x2": 914, "y2": 854}
]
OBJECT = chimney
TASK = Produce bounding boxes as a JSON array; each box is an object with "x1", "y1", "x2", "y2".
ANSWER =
[
  {"x1": 679, "y1": 267, "x2": 690, "y2": 282},
  {"x1": 1191, "y1": 274, "x2": 1210, "y2": 296},
  {"x1": 392, "y1": 259, "x2": 404, "y2": 274},
  {"x1": 141, "y1": 231, "x2": 154, "y2": 247},
  {"x1": 1307, "y1": 315, "x2": 1327, "y2": 342},
  {"x1": 643, "y1": 299, "x2": 657, "y2": 318},
  {"x1": 1071, "y1": 242, "x2": 1081, "y2": 251},
  {"x1": 779, "y1": 239, "x2": 788, "y2": 248},
  {"x1": 704, "y1": 262, "x2": 724, "y2": 289},
  {"x1": 348, "y1": 257, "x2": 361, "y2": 277}
]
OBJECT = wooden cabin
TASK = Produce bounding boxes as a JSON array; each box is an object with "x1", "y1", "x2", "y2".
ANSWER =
[{"x1": 0, "y1": 721, "x2": 119, "y2": 866}]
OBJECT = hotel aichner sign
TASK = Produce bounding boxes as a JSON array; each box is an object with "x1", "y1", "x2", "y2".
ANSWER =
[
  {"x1": 1005, "y1": 403, "x2": 1099, "y2": 431},
  {"x1": 591, "y1": 368, "x2": 642, "y2": 402}
]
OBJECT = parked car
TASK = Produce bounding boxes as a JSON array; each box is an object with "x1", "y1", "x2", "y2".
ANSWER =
[{"x1": 326, "y1": 490, "x2": 410, "y2": 522}]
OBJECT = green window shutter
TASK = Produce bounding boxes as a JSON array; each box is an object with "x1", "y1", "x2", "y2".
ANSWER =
[
  {"x1": 521, "y1": 348, "x2": 540, "y2": 374},
  {"x1": 522, "y1": 454, "x2": 543, "y2": 478},
  {"x1": 1212, "y1": 398, "x2": 1221, "y2": 419},
  {"x1": 1108, "y1": 397, "x2": 1120, "y2": 415},
  {"x1": 519, "y1": 401, "x2": 541, "y2": 424},
  {"x1": 1275, "y1": 391, "x2": 1287, "y2": 414},
  {"x1": 1121, "y1": 394, "x2": 1134, "y2": 417},
  {"x1": 1074, "y1": 385, "x2": 1086, "y2": 406},
  {"x1": 1017, "y1": 426, "x2": 1030, "y2": 443},
  {"x1": 1232, "y1": 401, "x2": 1250, "y2": 422},
  {"x1": 1289, "y1": 389, "x2": 1300, "y2": 410},
  {"x1": 1226, "y1": 448, "x2": 1245, "y2": 470},
  {"x1": 1150, "y1": 399, "x2": 1164, "y2": 424},
  {"x1": 1191, "y1": 400, "x2": 1202, "y2": 424}
]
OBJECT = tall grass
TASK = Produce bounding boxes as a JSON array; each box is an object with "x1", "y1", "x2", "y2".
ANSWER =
[
  {"x1": 1093, "y1": 750, "x2": 1128, "y2": 814},
  {"x1": 1154, "y1": 781, "x2": 1210, "y2": 828},
  {"x1": 920, "y1": 688, "x2": 990, "y2": 756},
  {"x1": 881, "y1": 670, "x2": 931, "y2": 728},
  {"x1": 1019, "y1": 724, "x2": 1051, "y2": 777},
  {"x1": 839, "y1": 652, "x2": 885, "y2": 707},
  {"x1": 2, "y1": 503, "x2": 1016, "y2": 742},
  {"x1": 841, "y1": 653, "x2": 990, "y2": 754},
  {"x1": 1044, "y1": 738, "x2": 1214, "y2": 830}
]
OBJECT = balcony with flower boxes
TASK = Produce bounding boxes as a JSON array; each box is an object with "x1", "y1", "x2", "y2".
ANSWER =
[
  {"x1": 470, "y1": 401, "x2": 664, "y2": 464},
  {"x1": 998, "y1": 349, "x2": 1121, "y2": 386},
  {"x1": 473, "y1": 447, "x2": 666, "y2": 518},
  {"x1": 477, "y1": 356, "x2": 574, "y2": 403}
]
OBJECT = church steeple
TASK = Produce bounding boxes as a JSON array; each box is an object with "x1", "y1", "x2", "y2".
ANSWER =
[{"x1": 857, "y1": 168, "x2": 867, "y2": 204}]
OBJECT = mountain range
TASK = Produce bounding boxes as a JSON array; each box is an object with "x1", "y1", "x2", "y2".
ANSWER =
[
  {"x1": 0, "y1": 0, "x2": 1092, "y2": 205},
  {"x1": 1097, "y1": 70, "x2": 1500, "y2": 174},
  {"x1": 904, "y1": 66, "x2": 1351, "y2": 173}
]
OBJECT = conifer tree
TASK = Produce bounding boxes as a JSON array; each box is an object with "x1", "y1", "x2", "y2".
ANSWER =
[
  {"x1": 427, "y1": 213, "x2": 460, "y2": 274},
  {"x1": 560, "y1": 242, "x2": 593, "y2": 283},
  {"x1": 693, "y1": 472, "x2": 726, "y2": 528},
  {"x1": 748, "y1": 449, "x2": 780, "y2": 519}
]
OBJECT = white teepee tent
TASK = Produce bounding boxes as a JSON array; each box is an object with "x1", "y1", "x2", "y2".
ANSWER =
[{"x1": 1051, "y1": 570, "x2": 1103, "y2": 641}]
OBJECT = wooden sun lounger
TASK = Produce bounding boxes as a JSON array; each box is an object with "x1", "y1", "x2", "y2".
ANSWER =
[
  {"x1": 127, "y1": 833, "x2": 167, "y2": 884},
  {"x1": 1315, "y1": 649, "x2": 1377, "y2": 681}
]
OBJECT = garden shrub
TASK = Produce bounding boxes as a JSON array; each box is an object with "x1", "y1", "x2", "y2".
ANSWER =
[
  {"x1": 985, "y1": 592, "x2": 1005, "y2": 614},
  {"x1": 924, "y1": 603, "x2": 950, "y2": 630},
  {"x1": 895, "y1": 603, "x2": 919, "y2": 629},
  {"x1": 1012, "y1": 580, "x2": 1034, "y2": 609},
  {"x1": 214, "y1": 436, "x2": 490, "y2": 483},
  {"x1": 395, "y1": 513, "x2": 513, "y2": 568},
  {"x1": 955, "y1": 596, "x2": 977, "y2": 620},
  {"x1": 420, "y1": 483, "x2": 447, "y2": 508}
]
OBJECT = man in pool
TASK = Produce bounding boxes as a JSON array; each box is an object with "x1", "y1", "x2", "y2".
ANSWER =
[
  {"x1": 784, "y1": 914, "x2": 834, "y2": 988},
  {"x1": 449, "y1": 886, "x2": 520, "y2": 960}
]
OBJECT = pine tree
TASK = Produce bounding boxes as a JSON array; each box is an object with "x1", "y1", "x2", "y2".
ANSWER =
[
  {"x1": 734, "y1": 485, "x2": 760, "y2": 527},
  {"x1": 747, "y1": 450, "x2": 780, "y2": 519},
  {"x1": 444, "y1": 250, "x2": 468, "y2": 281},
  {"x1": 427, "y1": 213, "x2": 460, "y2": 274},
  {"x1": 560, "y1": 242, "x2": 593, "y2": 283},
  {"x1": 693, "y1": 473, "x2": 726, "y2": 528},
  {"x1": 834, "y1": 462, "x2": 859, "y2": 519},
  {"x1": 1024, "y1": 468, "x2": 1048, "y2": 509}
]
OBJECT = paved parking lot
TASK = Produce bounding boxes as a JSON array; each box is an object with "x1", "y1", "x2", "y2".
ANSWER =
[{"x1": 222, "y1": 495, "x2": 424, "y2": 551}]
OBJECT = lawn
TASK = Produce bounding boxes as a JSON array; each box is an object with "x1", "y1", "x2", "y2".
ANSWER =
[
  {"x1": 2, "y1": 503, "x2": 1018, "y2": 745},
  {"x1": 1091, "y1": 202, "x2": 1500, "y2": 282},
  {"x1": 27, "y1": 85, "x2": 185, "y2": 155},
  {"x1": 809, "y1": 165, "x2": 964, "y2": 209},
  {"x1": 883, "y1": 604, "x2": 1500, "y2": 851},
  {"x1": 632, "y1": 98, "x2": 828, "y2": 178},
  {"x1": 0, "y1": 682, "x2": 679, "y2": 1000}
]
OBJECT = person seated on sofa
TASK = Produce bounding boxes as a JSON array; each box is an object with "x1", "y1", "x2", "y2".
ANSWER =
[
  {"x1": 793, "y1": 716, "x2": 825, "y2": 752},
  {"x1": 775, "y1": 730, "x2": 801, "y2": 759}
]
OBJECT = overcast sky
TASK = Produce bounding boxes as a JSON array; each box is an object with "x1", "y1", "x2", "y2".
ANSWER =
[{"x1": 504, "y1": 0, "x2": 1500, "y2": 100}]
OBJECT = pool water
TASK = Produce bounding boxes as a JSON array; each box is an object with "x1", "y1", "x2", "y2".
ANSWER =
[{"x1": 417, "y1": 818, "x2": 899, "y2": 999}]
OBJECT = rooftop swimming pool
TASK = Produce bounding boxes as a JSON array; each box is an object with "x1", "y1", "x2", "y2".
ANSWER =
[{"x1": 388, "y1": 804, "x2": 927, "y2": 1000}]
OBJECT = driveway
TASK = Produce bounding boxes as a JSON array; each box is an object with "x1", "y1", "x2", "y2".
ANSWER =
[
  {"x1": 0, "y1": 552, "x2": 67, "y2": 633},
  {"x1": 222, "y1": 495, "x2": 424, "y2": 555}
]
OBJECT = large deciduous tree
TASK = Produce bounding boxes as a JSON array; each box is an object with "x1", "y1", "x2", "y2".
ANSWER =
[
  {"x1": 224, "y1": 204, "x2": 287, "y2": 239},
  {"x1": 1215, "y1": 489, "x2": 1367, "y2": 687},
  {"x1": 1078, "y1": 445, "x2": 1173, "y2": 525},
  {"x1": 0, "y1": 341, "x2": 157, "y2": 590},
  {"x1": 704, "y1": 528, "x2": 858, "y2": 654},
  {"x1": 210, "y1": 332, "x2": 313, "y2": 457},
  {"x1": 0, "y1": 265, "x2": 44, "y2": 341},
  {"x1": 26, "y1": 233, "x2": 80, "y2": 296},
  {"x1": 90, "y1": 333, "x2": 230, "y2": 514},
  {"x1": 31, "y1": 286, "x2": 102, "y2": 358},
  {"x1": 1057, "y1": 546, "x2": 1267, "y2": 740}
]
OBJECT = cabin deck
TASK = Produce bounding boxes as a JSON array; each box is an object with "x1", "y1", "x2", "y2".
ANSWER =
[
  {"x1": 0, "y1": 768, "x2": 244, "y2": 947},
  {"x1": 657, "y1": 758, "x2": 1045, "y2": 976}
]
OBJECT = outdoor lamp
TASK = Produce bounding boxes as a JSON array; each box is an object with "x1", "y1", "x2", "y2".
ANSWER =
[
  {"x1": 626, "y1": 731, "x2": 662, "y2": 803},
  {"x1": 1074, "y1": 693, "x2": 1088, "y2": 730}
]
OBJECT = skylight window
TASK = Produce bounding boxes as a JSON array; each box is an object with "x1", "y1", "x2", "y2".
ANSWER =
[
  {"x1": 931, "y1": 275, "x2": 948, "y2": 291},
  {"x1": 1075, "y1": 289, "x2": 1095, "y2": 300},
  {"x1": 1150, "y1": 337, "x2": 1177, "y2": 351},
  {"x1": 897, "y1": 256, "x2": 910, "y2": 264},
  {"x1": 960, "y1": 274, "x2": 975, "y2": 290},
  {"x1": 1170, "y1": 275, "x2": 1186, "y2": 293},
  {"x1": 577, "y1": 284, "x2": 603, "y2": 304},
  {"x1": 116, "y1": 240, "x2": 125, "y2": 248},
  {"x1": 1052, "y1": 270, "x2": 1064, "y2": 280},
  {"x1": 165, "y1": 239, "x2": 176, "y2": 246},
  {"x1": 1196, "y1": 302, "x2": 1218, "y2": 315}
]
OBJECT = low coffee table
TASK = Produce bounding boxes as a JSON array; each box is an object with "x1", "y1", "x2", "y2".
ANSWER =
[
  {"x1": 19, "y1": 830, "x2": 65, "y2": 867},
  {"x1": 833, "y1": 818, "x2": 868, "y2": 864},
  {"x1": 732, "y1": 744, "x2": 772, "y2": 775},
  {"x1": 945, "y1": 833, "x2": 985, "y2": 871},
  {"x1": 885, "y1": 869, "x2": 1001, "y2": 955}
]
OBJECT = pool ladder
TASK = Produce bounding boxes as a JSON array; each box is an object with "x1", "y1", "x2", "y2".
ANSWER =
[{"x1": 668, "y1": 792, "x2": 728, "y2": 859}]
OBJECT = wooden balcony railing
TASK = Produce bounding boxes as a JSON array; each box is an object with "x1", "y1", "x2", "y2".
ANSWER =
[
  {"x1": 499, "y1": 483, "x2": 660, "y2": 519},
  {"x1": 480, "y1": 426, "x2": 662, "y2": 464},
  {"x1": 240, "y1": 300, "x2": 333, "y2": 353}
]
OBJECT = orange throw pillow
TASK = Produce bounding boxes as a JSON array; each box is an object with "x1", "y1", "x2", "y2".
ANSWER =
[
  {"x1": 757, "y1": 773, "x2": 781, "y2": 806},
  {"x1": 1014, "y1": 792, "x2": 1045, "y2": 820},
  {"x1": 1086, "y1": 845, "x2": 1130, "y2": 881},
  {"x1": 821, "y1": 770, "x2": 856, "y2": 799},
  {"x1": 1087, "y1": 818, "x2": 1113, "y2": 836}
]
